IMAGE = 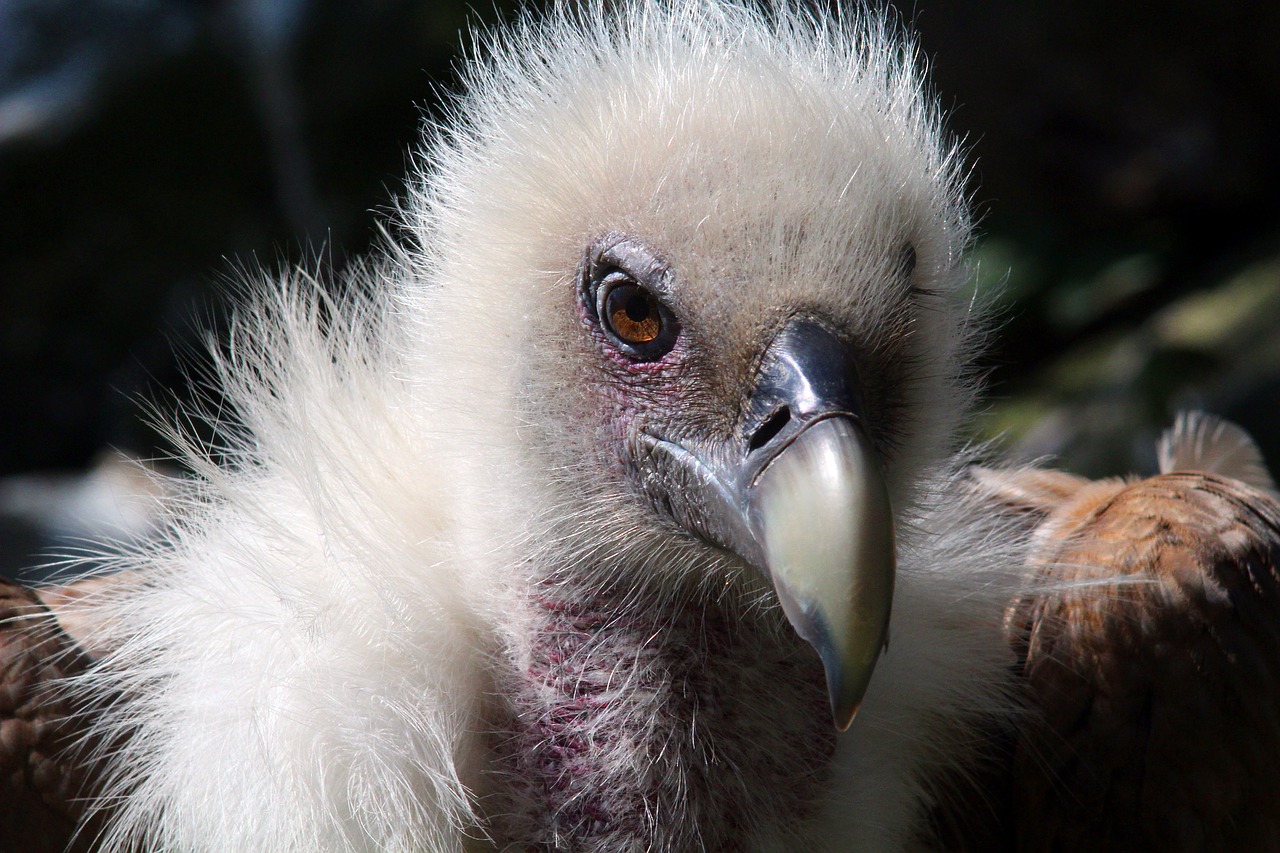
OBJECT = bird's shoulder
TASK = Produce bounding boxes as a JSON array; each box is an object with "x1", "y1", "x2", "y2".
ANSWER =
[
  {"x1": 0, "y1": 578, "x2": 107, "y2": 853},
  {"x1": 1009, "y1": 469, "x2": 1280, "y2": 851}
]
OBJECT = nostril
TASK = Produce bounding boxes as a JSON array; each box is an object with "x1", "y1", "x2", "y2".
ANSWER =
[{"x1": 748, "y1": 406, "x2": 791, "y2": 452}]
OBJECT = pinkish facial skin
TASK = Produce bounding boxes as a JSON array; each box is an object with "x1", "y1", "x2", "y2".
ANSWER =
[
  {"x1": 484, "y1": 581, "x2": 836, "y2": 850},
  {"x1": 490, "y1": 247, "x2": 841, "y2": 848},
  {"x1": 575, "y1": 295, "x2": 703, "y2": 468}
]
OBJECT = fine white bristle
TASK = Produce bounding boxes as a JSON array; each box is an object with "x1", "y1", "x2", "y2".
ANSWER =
[{"x1": 54, "y1": 3, "x2": 1032, "y2": 851}]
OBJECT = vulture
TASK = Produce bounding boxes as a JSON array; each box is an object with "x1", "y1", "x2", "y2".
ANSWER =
[{"x1": 1, "y1": 2, "x2": 1277, "y2": 852}]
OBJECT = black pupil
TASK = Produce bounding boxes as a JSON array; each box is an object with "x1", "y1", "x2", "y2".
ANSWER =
[{"x1": 624, "y1": 292, "x2": 652, "y2": 322}]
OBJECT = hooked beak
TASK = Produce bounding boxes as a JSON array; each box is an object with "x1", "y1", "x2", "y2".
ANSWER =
[
  {"x1": 751, "y1": 415, "x2": 894, "y2": 730},
  {"x1": 639, "y1": 319, "x2": 896, "y2": 731}
]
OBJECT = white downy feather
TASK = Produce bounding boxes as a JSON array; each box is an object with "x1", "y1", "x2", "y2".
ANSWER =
[{"x1": 66, "y1": 3, "x2": 1031, "y2": 850}]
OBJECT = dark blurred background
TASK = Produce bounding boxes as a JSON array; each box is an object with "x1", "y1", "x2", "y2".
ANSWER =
[{"x1": 2, "y1": 0, "x2": 1279, "y2": 574}]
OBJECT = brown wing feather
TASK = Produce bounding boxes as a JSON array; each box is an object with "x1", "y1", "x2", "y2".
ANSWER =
[
  {"x1": 1009, "y1": 471, "x2": 1280, "y2": 851},
  {"x1": 0, "y1": 578, "x2": 107, "y2": 853}
]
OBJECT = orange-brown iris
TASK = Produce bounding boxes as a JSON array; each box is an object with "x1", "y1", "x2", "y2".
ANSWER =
[{"x1": 605, "y1": 284, "x2": 662, "y2": 345}]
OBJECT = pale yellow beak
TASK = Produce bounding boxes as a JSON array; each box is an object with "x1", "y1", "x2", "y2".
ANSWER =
[{"x1": 752, "y1": 417, "x2": 896, "y2": 730}]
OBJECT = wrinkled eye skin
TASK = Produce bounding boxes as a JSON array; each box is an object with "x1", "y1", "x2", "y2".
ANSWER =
[{"x1": 581, "y1": 237, "x2": 682, "y2": 362}]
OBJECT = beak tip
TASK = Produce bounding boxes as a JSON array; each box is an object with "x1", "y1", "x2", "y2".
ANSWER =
[
  {"x1": 833, "y1": 702, "x2": 858, "y2": 732},
  {"x1": 824, "y1": 651, "x2": 875, "y2": 733}
]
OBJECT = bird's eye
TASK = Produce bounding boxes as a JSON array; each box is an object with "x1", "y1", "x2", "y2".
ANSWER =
[
  {"x1": 592, "y1": 270, "x2": 679, "y2": 360},
  {"x1": 604, "y1": 282, "x2": 662, "y2": 345},
  {"x1": 583, "y1": 237, "x2": 680, "y2": 361}
]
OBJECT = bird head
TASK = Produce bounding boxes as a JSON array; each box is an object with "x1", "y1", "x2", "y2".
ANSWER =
[{"x1": 406, "y1": 2, "x2": 978, "y2": 730}]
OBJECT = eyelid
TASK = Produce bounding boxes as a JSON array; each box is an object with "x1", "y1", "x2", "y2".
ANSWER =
[
  {"x1": 593, "y1": 238, "x2": 672, "y2": 295},
  {"x1": 594, "y1": 268, "x2": 635, "y2": 315},
  {"x1": 580, "y1": 235, "x2": 681, "y2": 361}
]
